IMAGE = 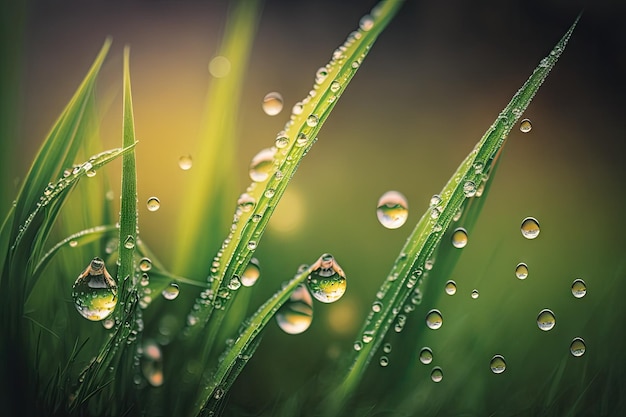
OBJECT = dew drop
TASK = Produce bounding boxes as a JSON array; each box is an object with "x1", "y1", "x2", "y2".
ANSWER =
[
  {"x1": 146, "y1": 197, "x2": 161, "y2": 212},
  {"x1": 419, "y1": 347, "x2": 433, "y2": 364},
  {"x1": 371, "y1": 301, "x2": 383, "y2": 312},
  {"x1": 571, "y1": 279, "x2": 586, "y2": 298},
  {"x1": 521, "y1": 217, "x2": 540, "y2": 239},
  {"x1": 139, "y1": 258, "x2": 152, "y2": 272},
  {"x1": 140, "y1": 273, "x2": 150, "y2": 287},
  {"x1": 383, "y1": 342, "x2": 392, "y2": 354},
  {"x1": 425, "y1": 309, "x2": 443, "y2": 330},
  {"x1": 292, "y1": 101, "x2": 304, "y2": 115},
  {"x1": 379, "y1": 356, "x2": 389, "y2": 367},
  {"x1": 209, "y1": 55, "x2": 231, "y2": 78},
  {"x1": 275, "y1": 134, "x2": 290, "y2": 149},
  {"x1": 515, "y1": 263, "x2": 529, "y2": 280},
  {"x1": 451, "y1": 227, "x2": 468, "y2": 248},
  {"x1": 237, "y1": 193, "x2": 256, "y2": 213},
  {"x1": 353, "y1": 341, "x2": 363, "y2": 351},
  {"x1": 262, "y1": 92, "x2": 284, "y2": 116},
  {"x1": 471, "y1": 289, "x2": 479, "y2": 299},
  {"x1": 444, "y1": 280, "x2": 457, "y2": 295},
  {"x1": 330, "y1": 80, "x2": 341, "y2": 93},
  {"x1": 247, "y1": 241, "x2": 257, "y2": 250},
  {"x1": 490, "y1": 355, "x2": 507, "y2": 374},
  {"x1": 359, "y1": 14, "x2": 374, "y2": 31},
  {"x1": 69, "y1": 240, "x2": 78, "y2": 248},
  {"x1": 306, "y1": 253, "x2": 347, "y2": 303},
  {"x1": 249, "y1": 148, "x2": 276, "y2": 182},
  {"x1": 463, "y1": 181, "x2": 477, "y2": 197},
  {"x1": 376, "y1": 191, "x2": 409, "y2": 229},
  {"x1": 86, "y1": 168, "x2": 97, "y2": 178},
  {"x1": 570, "y1": 337, "x2": 586, "y2": 357},
  {"x1": 537, "y1": 309, "x2": 556, "y2": 331},
  {"x1": 276, "y1": 284, "x2": 313, "y2": 334},
  {"x1": 178, "y1": 155, "x2": 193, "y2": 170},
  {"x1": 241, "y1": 258, "x2": 261, "y2": 287},
  {"x1": 430, "y1": 367, "x2": 443, "y2": 383},
  {"x1": 162, "y1": 283, "x2": 180, "y2": 300},
  {"x1": 123, "y1": 235, "x2": 135, "y2": 249},
  {"x1": 519, "y1": 118, "x2": 532, "y2": 133},
  {"x1": 306, "y1": 114, "x2": 319, "y2": 127},
  {"x1": 72, "y1": 257, "x2": 118, "y2": 321},
  {"x1": 295, "y1": 132, "x2": 308, "y2": 147},
  {"x1": 102, "y1": 318, "x2": 115, "y2": 329},
  {"x1": 430, "y1": 194, "x2": 442, "y2": 207}
]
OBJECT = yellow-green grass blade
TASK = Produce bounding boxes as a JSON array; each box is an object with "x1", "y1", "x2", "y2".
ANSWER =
[{"x1": 325, "y1": 15, "x2": 581, "y2": 415}]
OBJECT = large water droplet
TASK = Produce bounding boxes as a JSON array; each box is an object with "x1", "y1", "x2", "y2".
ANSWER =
[
  {"x1": 451, "y1": 227, "x2": 468, "y2": 248},
  {"x1": 162, "y1": 283, "x2": 180, "y2": 300},
  {"x1": 570, "y1": 337, "x2": 586, "y2": 357},
  {"x1": 520, "y1": 118, "x2": 532, "y2": 133},
  {"x1": 444, "y1": 280, "x2": 457, "y2": 295},
  {"x1": 306, "y1": 253, "x2": 347, "y2": 303},
  {"x1": 571, "y1": 279, "x2": 586, "y2": 298},
  {"x1": 276, "y1": 284, "x2": 313, "y2": 334},
  {"x1": 521, "y1": 217, "x2": 540, "y2": 239},
  {"x1": 490, "y1": 355, "x2": 507, "y2": 374},
  {"x1": 147, "y1": 197, "x2": 161, "y2": 212},
  {"x1": 537, "y1": 309, "x2": 556, "y2": 331},
  {"x1": 376, "y1": 191, "x2": 408, "y2": 229},
  {"x1": 425, "y1": 309, "x2": 443, "y2": 330},
  {"x1": 249, "y1": 148, "x2": 276, "y2": 182},
  {"x1": 515, "y1": 263, "x2": 529, "y2": 279},
  {"x1": 430, "y1": 367, "x2": 443, "y2": 383},
  {"x1": 419, "y1": 347, "x2": 433, "y2": 364},
  {"x1": 262, "y1": 92, "x2": 284, "y2": 116},
  {"x1": 72, "y1": 257, "x2": 117, "y2": 321},
  {"x1": 123, "y1": 235, "x2": 135, "y2": 249},
  {"x1": 241, "y1": 258, "x2": 261, "y2": 287},
  {"x1": 178, "y1": 155, "x2": 193, "y2": 170}
]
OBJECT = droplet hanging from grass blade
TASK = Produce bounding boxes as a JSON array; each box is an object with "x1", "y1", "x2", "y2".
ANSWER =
[
  {"x1": 276, "y1": 284, "x2": 313, "y2": 334},
  {"x1": 72, "y1": 257, "x2": 117, "y2": 321},
  {"x1": 451, "y1": 227, "x2": 468, "y2": 248},
  {"x1": 520, "y1": 118, "x2": 532, "y2": 133},
  {"x1": 307, "y1": 253, "x2": 347, "y2": 303}
]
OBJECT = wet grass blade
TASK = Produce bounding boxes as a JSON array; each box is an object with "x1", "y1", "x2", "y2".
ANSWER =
[{"x1": 325, "y1": 15, "x2": 580, "y2": 415}]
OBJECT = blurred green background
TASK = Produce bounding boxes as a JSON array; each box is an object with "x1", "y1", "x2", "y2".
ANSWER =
[{"x1": 2, "y1": 0, "x2": 625, "y2": 415}]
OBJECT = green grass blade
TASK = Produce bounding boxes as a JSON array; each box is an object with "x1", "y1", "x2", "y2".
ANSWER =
[{"x1": 325, "y1": 15, "x2": 580, "y2": 415}]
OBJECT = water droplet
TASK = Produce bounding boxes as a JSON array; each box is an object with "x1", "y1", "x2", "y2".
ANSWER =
[
  {"x1": 306, "y1": 114, "x2": 319, "y2": 127},
  {"x1": 330, "y1": 80, "x2": 341, "y2": 93},
  {"x1": 292, "y1": 101, "x2": 304, "y2": 115},
  {"x1": 262, "y1": 92, "x2": 284, "y2": 116},
  {"x1": 86, "y1": 168, "x2": 97, "y2": 178},
  {"x1": 140, "y1": 273, "x2": 150, "y2": 287},
  {"x1": 123, "y1": 235, "x2": 135, "y2": 249},
  {"x1": 514, "y1": 263, "x2": 529, "y2": 280},
  {"x1": 139, "y1": 258, "x2": 152, "y2": 272},
  {"x1": 445, "y1": 280, "x2": 457, "y2": 295},
  {"x1": 419, "y1": 347, "x2": 433, "y2": 364},
  {"x1": 430, "y1": 194, "x2": 442, "y2": 207},
  {"x1": 353, "y1": 341, "x2": 363, "y2": 351},
  {"x1": 276, "y1": 284, "x2": 313, "y2": 334},
  {"x1": 162, "y1": 283, "x2": 180, "y2": 300},
  {"x1": 490, "y1": 354, "x2": 507, "y2": 374},
  {"x1": 383, "y1": 342, "x2": 392, "y2": 353},
  {"x1": 102, "y1": 318, "x2": 115, "y2": 329},
  {"x1": 247, "y1": 241, "x2": 257, "y2": 250},
  {"x1": 69, "y1": 240, "x2": 78, "y2": 248},
  {"x1": 463, "y1": 181, "x2": 477, "y2": 197},
  {"x1": 275, "y1": 134, "x2": 290, "y2": 149},
  {"x1": 425, "y1": 309, "x2": 443, "y2": 330},
  {"x1": 430, "y1": 367, "x2": 443, "y2": 383},
  {"x1": 571, "y1": 279, "x2": 586, "y2": 298},
  {"x1": 228, "y1": 275, "x2": 241, "y2": 290},
  {"x1": 570, "y1": 337, "x2": 586, "y2": 357},
  {"x1": 537, "y1": 309, "x2": 556, "y2": 331},
  {"x1": 307, "y1": 253, "x2": 347, "y2": 303},
  {"x1": 249, "y1": 148, "x2": 276, "y2": 182},
  {"x1": 178, "y1": 155, "x2": 193, "y2": 170},
  {"x1": 471, "y1": 289, "x2": 479, "y2": 299},
  {"x1": 146, "y1": 197, "x2": 161, "y2": 212},
  {"x1": 142, "y1": 340, "x2": 164, "y2": 387},
  {"x1": 376, "y1": 191, "x2": 408, "y2": 229},
  {"x1": 520, "y1": 118, "x2": 532, "y2": 133},
  {"x1": 72, "y1": 257, "x2": 118, "y2": 321},
  {"x1": 241, "y1": 258, "x2": 261, "y2": 287},
  {"x1": 237, "y1": 193, "x2": 256, "y2": 213},
  {"x1": 209, "y1": 55, "x2": 231, "y2": 78},
  {"x1": 295, "y1": 132, "x2": 308, "y2": 147},
  {"x1": 521, "y1": 217, "x2": 540, "y2": 239},
  {"x1": 451, "y1": 227, "x2": 468, "y2": 248},
  {"x1": 359, "y1": 14, "x2": 374, "y2": 31},
  {"x1": 379, "y1": 356, "x2": 389, "y2": 367}
]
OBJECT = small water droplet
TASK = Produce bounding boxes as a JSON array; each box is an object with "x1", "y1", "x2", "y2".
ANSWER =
[
  {"x1": 123, "y1": 235, "x2": 135, "y2": 249},
  {"x1": 306, "y1": 253, "x2": 347, "y2": 303},
  {"x1": 430, "y1": 194, "x2": 442, "y2": 207},
  {"x1": 228, "y1": 275, "x2": 241, "y2": 290},
  {"x1": 451, "y1": 227, "x2": 468, "y2": 248},
  {"x1": 139, "y1": 258, "x2": 152, "y2": 272},
  {"x1": 379, "y1": 356, "x2": 389, "y2": 367},
  {"x1": 537, "y1": 309, "x2": 556, "y2": 331},
  {"x1": 359, "y1": 14, "x2": 374, "y2": 31},
  {"x1": 463, "y1": 181, "x2": 477, "y2": 197},
  {"x1": 520, "y1": 118, "x2": 532, "y2": 133},
  {"x1": 295, "y1": 132, "x2": 308, "y2": 147},
  {"x1": 275, "y1": 134, "x2": 290, "y2": 149},
  {"x1": 162, "y1": 283, "x2": 180, "y2": 300},
  {"x1": 140, "y1": 273, "x2": 150, "y2": 286},
  {"x1": 262, "y1": 92, "x2": 284, "y2": 116},
  {"x1": 306, "y1": 114, "x2": 319, "y2": 127},
  {"x1": 178, "y1": 155, "x2": 193, "y2": 170},
  {"x1": 430, "y1": 367, "x2": 443, "y2": 383},
  {"x1": 147, "y1": 197, "x2": 161, "y2": 212},
  {"x1": 571, "y1": 279, "x2": 586, "y2": 298},
  {"x1": 241, "y1": 258, "x2": 261, "y2": 287},
  {"x1": 570, "y1": 337, "x2": 586, "y2": 357},
  {"x1": 72, "y1": 257, "x2": 117, "y2": 321},
  {"x1": 376, "y1": 191, "x2": 409, "y2": 229},
  {"x1": 521, "y1": 217, "x2": 540, "y2": 239},
  {"x1": 445, "y1": 280, "x2": 457, "y2": 295},
  {"x1": 490, "y1": 354, "x2": 507, "y2": 374},
  {"x1": 471, "y1": 289, "x2": 479, "y2": 299},
  {"x1": 515, "y1": 263, "x2": 529, "y2": 280},
  {"x1": 419, "y1": 347, "x2": 433, "y2": 364},
  {"x1": 292, "y1": 101, "x2": 304, "y2": 115},
  {"x1": 372, "y1": 301, "x2": 383, "y2": 312},
  {"x1": 69, "y1": 240, "x2": 78, "y2": 248},
  {"x1": 330, "y1": 80, "x2": 341, "y2": 93},
  {"x1": 247, "y1": 241, "x2": 257, "y2": 250},
  {"x1": 249, "y1": 148, "x2": 276, "y2": 182},
  {"x1": 209, "y1": 55, "x2": 231, "y2": 78},
  {"x1": 86, "y1": 168, "x2": 97, "y2": 178},
  {"x1": 102, "y1": 318, "x2": 115, "y2": 329},
  {"x1": 353, "y1": 341, "x2": 363, "y2": 351},
  {"x1": 276, "y1": 284, "x2": 313, "y2": 334},
  {"x1": 383, "y1": 342, "x2": 392, "y2": 354},
  {"x1": 237, "y1": 193, "x2": 256, "y2": 213},
  {"x1": 425, "y1": 309, "x2": 443, "y2": 330}
]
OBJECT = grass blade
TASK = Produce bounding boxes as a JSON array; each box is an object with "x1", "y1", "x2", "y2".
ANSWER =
[{"x1": 325, "y1": 14, "x2": 581, "y2": 415}]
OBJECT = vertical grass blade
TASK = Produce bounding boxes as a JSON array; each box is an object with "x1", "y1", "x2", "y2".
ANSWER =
[{"x1": 325, "y1": 15, "x2": 581, "y2": 415}]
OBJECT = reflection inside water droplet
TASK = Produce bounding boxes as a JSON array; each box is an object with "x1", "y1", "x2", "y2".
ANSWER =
[
  {"x1": 276, "y1": 284, "x2": 313, "y2": 334},
  {"x1": 471, "y1": 289, "x2": 479, "y2": 299},
  {"x1": 445, "y1": 280, "x2": 457, "y2": 295},
  {"x1": 139, "y1": 258, "x2": 152, "y2": 272},
  {"x1": 376, "y1": 191, "x2": 408, "y2": 229},
  {"x1": 178, "y1": 155, "x2": 193, "y2": 170},
  {"x1": 72, "y1": 257, "x2": 117, "y2": 321},
  {"x1": 430, "y1": 367, "x2": 443, "y2": 382}
]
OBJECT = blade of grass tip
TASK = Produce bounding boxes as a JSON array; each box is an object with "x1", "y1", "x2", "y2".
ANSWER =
[
  {"x1": 324, "y1": 15, "x2": 581, "y2": 415},
  {"x1": 182, "y1": 0, "x2": 405, "y2": 358},
  {"x1": 173, "y1": 0, "x2": 263, "y2": 277}
]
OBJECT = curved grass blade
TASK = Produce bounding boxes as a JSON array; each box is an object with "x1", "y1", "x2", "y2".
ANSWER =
[{"x1": 325, "y1": 15, "x2": 581, "y2": 415}]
